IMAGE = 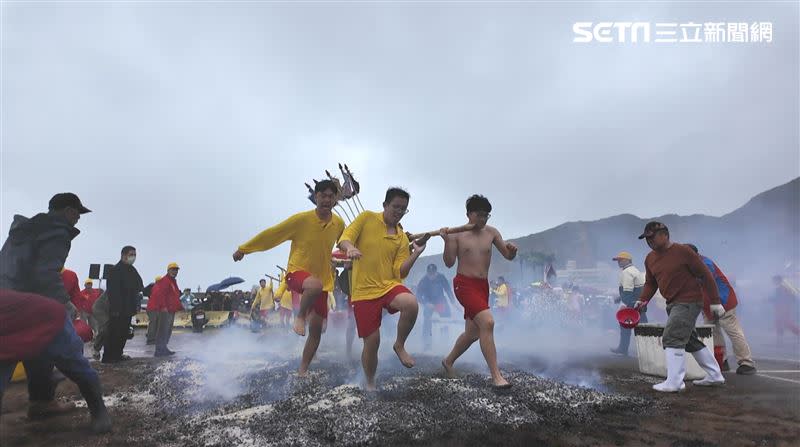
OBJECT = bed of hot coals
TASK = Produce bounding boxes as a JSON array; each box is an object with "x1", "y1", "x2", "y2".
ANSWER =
[{"x1": 83, "y1": 350, "x2": 654, "y2": 447}]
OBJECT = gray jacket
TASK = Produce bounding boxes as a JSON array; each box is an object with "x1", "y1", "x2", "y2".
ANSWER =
[{"x1": 0, "y1": 213, "x2": 78, "y2": 304}]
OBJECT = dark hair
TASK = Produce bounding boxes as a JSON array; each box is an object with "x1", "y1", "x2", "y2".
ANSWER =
[
  {"x1": 315, "y1": 180, "x2": 339, "y2": 195},
  {"x1": 184, "y1": 288, "x2": 191, "y2": 293},
  {"x1": 466, "y1": 195, "x2": 492, "y2": 213},
  {"x1": 686, "y1": 244, "x2": 699, "y2": 253},
  {"x1": 259, "y1": 278, "x2": 266, "y2": 283},
  {"x1": 121, "y1": 245, "x2": 136, "y2": 255},
  {"x1": 498, "y1": 276, "x2": 505, "y2": 282},
  {"x1": 427, "y1": 264, "x2": 437, "y2": 272},
  {"x1": 384, "y1": 187, "x2": 410, "y2": 204}
]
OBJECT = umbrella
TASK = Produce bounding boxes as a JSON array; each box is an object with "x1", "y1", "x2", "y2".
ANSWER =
[{"x1": 206, "y1": 276, "x2": 245, "y2": 293}]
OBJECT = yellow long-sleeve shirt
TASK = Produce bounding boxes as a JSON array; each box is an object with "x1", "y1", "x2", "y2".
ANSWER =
[
  {"x1": 494, "y1": 283, "x2": 509, "y2": 307},
  {"x1": 275, "y1": 276, "x2": 293, "y2": 310},
  {"x1": 251, "y1": 283, "x2": 274, "y2": 312},
  {"x1": 238, "y1": 210, "x2": 344, "y2": 292},
  {"x1": 339, "y1": 211, "x2": 410, "y2": 302}
]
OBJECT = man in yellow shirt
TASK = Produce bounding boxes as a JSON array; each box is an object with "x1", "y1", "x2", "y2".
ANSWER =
[
  {"x1": 493, "y1": 276, "x2": 511, "y2": 317},
  {"x1": 275, "y1": 273, "x2": 294, "y2": 330},
  {"x1": 233, "y1": 180, "x2": 344, "y2": 376},
  {"x1": 338, "y1": 187, "x2": 427, "y2": 391},
  {"x1": 250, "y1": 279, "x2": 274, "y2": 328}
]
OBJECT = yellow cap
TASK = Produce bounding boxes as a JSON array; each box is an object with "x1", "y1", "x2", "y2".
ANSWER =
[
  {"x1": 155, "y1": 275, "x2": 162, "y2": 281},
  {"x1": 84, "y1": 279, "x2": 93, "y2": 285},
  {"x1": 167, "y1": 262, "x2": 180, "y2": 270},
  {"x1": 612, "y1": 251, "x2": 633, "y2": 261}
]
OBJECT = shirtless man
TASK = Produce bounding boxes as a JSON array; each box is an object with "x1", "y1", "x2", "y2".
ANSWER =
[
  {"x1": 233, "y1": 180, "x2": 344, "y2": 376},
  {"x1": 440, "y1": 194, "x2": 517, "y2": 388},
  {"x1": 338, "y1": 187, "x2": 426, "y2": 391}
]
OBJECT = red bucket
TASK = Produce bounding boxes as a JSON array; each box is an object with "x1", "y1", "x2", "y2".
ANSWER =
[
  {"x1": 616, "y1": 308, "x2": 641, "y2": 329},
  {"x1": 73, "y1": 319, "x2": 93, "y2": 342}
]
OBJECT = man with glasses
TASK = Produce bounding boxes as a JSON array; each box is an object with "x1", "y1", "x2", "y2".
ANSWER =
[
  {"x1": 338, "y1": 187, "x2": 426, "y2": 391},
  {"x1": 440, "y1": 194, "x2": 517, "y2": 389},
  {"x1": 233, "y1": 180, "x2": 344, "y2": 377},
  {"x1": 633, "y1": 222, "x2": 726, "y2": 392}
]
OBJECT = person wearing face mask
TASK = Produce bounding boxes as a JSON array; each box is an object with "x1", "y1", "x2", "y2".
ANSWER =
[
  {"x1": 103, "y1": 246, "x2": 143, "y2": 364},
  {"x1": 150, "y1": 263, "x2": 183, "y2": 357},
  {"x1": 338, "y1": 187, "x2": 427, "y2": 391},
  {"x1": 0, "y1": 193, "x2": 112, "y2": 432}
]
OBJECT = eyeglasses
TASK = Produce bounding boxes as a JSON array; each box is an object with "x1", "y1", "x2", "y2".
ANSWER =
[
  {"x1": 470, "y1": 212, "x2": 491, "y2": 219},
  {"x1": 390, "y1": 205, "x2": 410, "y2": 214}
]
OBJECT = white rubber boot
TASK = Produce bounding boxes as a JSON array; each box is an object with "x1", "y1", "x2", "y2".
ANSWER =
[
  {"x1": 691, "y1": 347, "x2": 726, "y2": 387},
  {"x1": 653, "y1": 348, "x2": 686, "y2": 392}
]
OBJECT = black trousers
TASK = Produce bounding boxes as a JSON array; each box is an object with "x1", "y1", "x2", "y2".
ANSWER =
[{"x1": 103, "y1": 315, "x2": 131, "y2": 361}]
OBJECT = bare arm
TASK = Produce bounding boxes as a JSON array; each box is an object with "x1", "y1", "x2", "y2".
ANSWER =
[
  {"x1": 440, "y1": 228, "x2": 458, "y2": 268},
  {"x1": 491, "y1": 227, "x2": 518, "y2": 261},
  {"x1": 398, "y1": 240, "x2": 426, "y2": 278}
]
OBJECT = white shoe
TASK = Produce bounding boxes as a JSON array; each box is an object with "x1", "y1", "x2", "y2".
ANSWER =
[
  {"x1": 653, "y1": 347, "x2": 687, "y2": 393},
  {"x1": 691, "y1": 347, "x2": 726, "y2": 387},
  {"x1": 653, "y1": 381, "x2": 686, "y2": 392}
]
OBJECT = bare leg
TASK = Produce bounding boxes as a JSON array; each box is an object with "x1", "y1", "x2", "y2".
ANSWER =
[
  {"x1": 362, "y1": 330, "x2": 380, "y2": 391},
  {"x1": 473, "y1": 310, "x2": 509, "y2": 387},
  {"x1": 388, "y1": 293, "x2": 418, "y2": 368},
  {"x1": 299, "y1": 311, "x2": 324, "y2": 376},
  {"x1": 293, "y1": 276, "x2": 323, "y2": 336},
  {"x1": 443, "y1": 319, "x2": 479, "y2": 378}
]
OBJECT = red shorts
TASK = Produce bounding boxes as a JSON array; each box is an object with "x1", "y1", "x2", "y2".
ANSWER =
[
  {"x1": 285, "y1": 270, "x2": 329, "y2": 319},
  {"x1": 352, "y1": 285, "x2": 411, "y2": 338},
  {"x1": 453, "y1": 274, "x2": 490, "y2": 320}
]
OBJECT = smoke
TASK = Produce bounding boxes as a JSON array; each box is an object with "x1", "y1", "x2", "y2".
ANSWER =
[{"x1": 177, "y1": 324, "x2": 301, "y2": 402}]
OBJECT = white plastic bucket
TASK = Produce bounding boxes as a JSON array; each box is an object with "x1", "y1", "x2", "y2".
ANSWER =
[{"x1": 634, "y1": 323, "x2": 714, "y2": 380}]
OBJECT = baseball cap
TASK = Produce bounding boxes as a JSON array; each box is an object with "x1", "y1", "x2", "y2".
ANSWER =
[
  {"x1": 48, "y1": 193, "x2": 91, "y2": 214},
  {"x1": 638, "y1": 221, "x2": 668, "y2": 240},
  {"x1": 167, "y1": 262, "x2": 180, "y2": 270},
  {"x1": 612, "y1": 251, "x2": 633, "y2": 261}
]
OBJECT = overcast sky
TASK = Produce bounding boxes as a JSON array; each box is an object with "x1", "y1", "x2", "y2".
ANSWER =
[{"x1": 2, "y1": 1, "x2": 798, "y2": 291}]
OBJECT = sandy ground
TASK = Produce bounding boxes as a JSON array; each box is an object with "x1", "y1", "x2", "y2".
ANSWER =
[{"x1": 1, "y1": 322, "x2": 799, "y2": 447}]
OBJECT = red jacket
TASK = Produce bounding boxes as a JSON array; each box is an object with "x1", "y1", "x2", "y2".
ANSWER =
[
  {"x1": 81, "y1": 288, "x2": 102, "y2": 313},
  {"x1": 61, "y1": 269, "x2": 88, "y2": 312},
  {"x1": 0, "y1": 289, "x2": 66, "y2": 362},
  {"x1": 148, "y1": 275, "x2": 183, "y2": 313}
]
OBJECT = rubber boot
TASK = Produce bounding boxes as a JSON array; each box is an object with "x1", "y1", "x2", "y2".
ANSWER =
[
  {"x1": 691, "y1": 347, "x2": 726, "y2": 387},
  {"x1": 653, "y1": 348, "x2": 686, "y2": 393},
  {"x1": 83, "y1": 381, "x2": 112, "y2": 434}
]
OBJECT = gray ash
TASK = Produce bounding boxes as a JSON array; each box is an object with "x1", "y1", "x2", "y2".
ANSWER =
[{"x1": 135, "y1": 355, "x2": 651, "y2": 446}]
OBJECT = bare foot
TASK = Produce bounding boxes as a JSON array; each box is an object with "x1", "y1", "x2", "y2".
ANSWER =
[
  {"x1": 293, "y1": 316, "x2": 306, "y2": 336},
  {"x1": 393, "y1": 343, "x2": 415, "y2": 368},
  {"x1": 492, "y1": 376, "x2": 512, "y2": 389},
  {"x1": 442, "y1": 358, "x2": 456, "y2": 379},
  {"x1": 297, "y1": 368, "x2": 309, "y2": 378},
  {"x1": 365, "y1": 382, "x2": 378, "y2": 392}
]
